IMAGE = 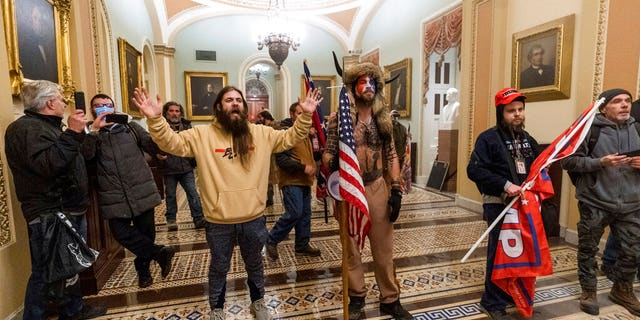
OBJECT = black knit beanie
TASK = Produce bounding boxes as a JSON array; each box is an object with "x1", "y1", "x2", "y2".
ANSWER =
[{"x1": 598, "y1": 88, "x2": 632, "y2": 112}]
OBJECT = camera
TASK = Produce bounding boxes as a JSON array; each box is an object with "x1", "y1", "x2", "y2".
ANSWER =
[{"x1": 105, "y1": 113, "x2": 129, "y2": 124}]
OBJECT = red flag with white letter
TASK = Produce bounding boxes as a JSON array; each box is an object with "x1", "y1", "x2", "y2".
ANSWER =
[{"x1": 491, "y1": 100, "x2": 600, "y2": 317}]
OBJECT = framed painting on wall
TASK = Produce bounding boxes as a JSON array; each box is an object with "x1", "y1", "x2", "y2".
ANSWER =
[
  {"x1": 384, "y1": 58, "x2": 412, "y2": 118},
  {"x1": 3, "y1": 0, "x2": 73, "y2": 97},
  {"x1": 185, "y1": 71, "x2": 227, "y2": 121},
  {"x1": 300, "y1": 75, "x2": 336, "y2": 118},
  {"x1": 511, "y1": 14, "x2": 574, "y2": 102},
  {"x1": 118, "y1": 38, "x2": 142, "y2": 116}
]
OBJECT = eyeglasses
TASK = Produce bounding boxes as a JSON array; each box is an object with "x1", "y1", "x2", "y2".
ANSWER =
[{"x1": 92, "y1": 103, "x2": 113, "y2": 109}]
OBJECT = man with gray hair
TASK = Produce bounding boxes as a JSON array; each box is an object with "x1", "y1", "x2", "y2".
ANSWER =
[{"x1": 5, "y1": 80, "x2": 106, "y2": 319}]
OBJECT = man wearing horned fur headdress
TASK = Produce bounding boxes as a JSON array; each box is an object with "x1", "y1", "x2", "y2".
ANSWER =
[{"x1": 323, "y1": 62, "x2": 412, "y2": 320}]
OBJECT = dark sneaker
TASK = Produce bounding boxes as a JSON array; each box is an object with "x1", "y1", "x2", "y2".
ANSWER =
[
  {"x1": 379, "y1": 300, "x2": 412, "y2": 320},
  {"x1": 348, "y1": 296, "x2": 365, "y2": 320},
  {"x1": 266, "y1": 242, "x2": 279, "y2": 260},
  {"x1": 194, "y1": 218, "x2": 206, "y2": 229},
  {"x1": 156, "y1": 246, "x2": 177, "y2": 278},
  {"x1": 166, "y1": 220, "x2": 178, "y2": 231},
  {"x1": 295, "y1": 244, "x2": 321, "y2": 257},
  {"x1": 59, "y1": 304, "x2": 108, "y2": 320},
  {"x1": 138, "y1": 275, "x2": 153, "y2": 288}
]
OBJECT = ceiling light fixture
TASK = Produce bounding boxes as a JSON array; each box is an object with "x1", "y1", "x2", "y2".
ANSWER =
[{"x1": 256, "y1": 0, "x2": 300, "y2": 69}]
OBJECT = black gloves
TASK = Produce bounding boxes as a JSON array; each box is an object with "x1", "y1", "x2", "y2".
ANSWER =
[{"x1": 388, "y1": 187, "x2": 403, "y2": 222}]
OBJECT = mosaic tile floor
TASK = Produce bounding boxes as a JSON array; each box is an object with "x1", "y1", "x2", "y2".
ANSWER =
[{"x1": 84, "y1": 186, "x2": 640, "y2": 319}]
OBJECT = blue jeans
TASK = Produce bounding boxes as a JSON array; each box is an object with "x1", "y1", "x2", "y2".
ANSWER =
[
  {"x1": 164, "y1": 171, "x2": 204, "y2": 222},
  {"x1": 204, "y1": 216, "x2": 267, "y2": 309},
  {"x1": 24, "y1": 214, "x2": 86, "y2": 320},
  {"x1": 480, "y1": 204, "x2": 514, "y2": 312},
  {"x1": 268, "y1": 185, "x2": 312, "y2": 250},
  {"x1": 602, "y1": 232, "x2": 617, "y2": 268}
]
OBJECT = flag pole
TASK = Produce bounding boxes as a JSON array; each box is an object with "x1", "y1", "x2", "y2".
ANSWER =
[
  {"x1": 461, "y1": 99, "x2": 603, "y2": 263},
  {"x1": 460, "y1": 195, "x2": 520, "y2": 263},
  {"x1": 339, "y1": 201, "x2": 350, "y2": 320}
]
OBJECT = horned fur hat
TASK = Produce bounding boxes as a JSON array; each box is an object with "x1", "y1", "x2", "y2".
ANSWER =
[{"x1": 343, "y1": 62, "x2": 385, "y2": 95}]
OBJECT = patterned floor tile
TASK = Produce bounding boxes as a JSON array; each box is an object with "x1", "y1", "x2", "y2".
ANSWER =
[{"x1": 90, "y1": 186, "x2": 629, "y2": 320}]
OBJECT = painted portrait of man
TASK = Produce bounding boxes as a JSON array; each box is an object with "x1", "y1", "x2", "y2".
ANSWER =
[{"x1": 17, "y1": 0, "x2": 58, "y2": 82}]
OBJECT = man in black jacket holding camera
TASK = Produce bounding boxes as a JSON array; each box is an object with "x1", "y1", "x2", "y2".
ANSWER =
[
  {"x1": 5, "y1": 80, "x2": 106, "y2": 319},
  {"x1": 84, "y1": 93, "x2": 176, "y2": 289}
]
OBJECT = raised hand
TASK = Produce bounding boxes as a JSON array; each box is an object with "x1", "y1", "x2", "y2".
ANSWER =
[
  {"x1": 67, "y1": 109, "x2": 88, "y2": 133},
  {"x1": 132, "y1": 87, "x2": 163, "y2": 119},
  {"x1": 299, "y1": 88, "x2": 323, "y2": 114}
]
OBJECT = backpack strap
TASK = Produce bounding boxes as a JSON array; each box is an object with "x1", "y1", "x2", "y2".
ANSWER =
[
  {"x1": 585, "y1": 122, "x2": 640, "y2": 155},
  {"x1": 585, "y1": 126, "x2": 600, "y2": 154}
]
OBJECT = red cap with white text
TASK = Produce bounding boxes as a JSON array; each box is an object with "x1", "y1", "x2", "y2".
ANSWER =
[{"x1": 494, "y1": 87, "x2": 526, "y2": 107}]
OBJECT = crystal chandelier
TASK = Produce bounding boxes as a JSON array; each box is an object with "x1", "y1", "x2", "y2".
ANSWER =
[{"x1": 256, "y1": 0, "x2": 300, "y2": 69}]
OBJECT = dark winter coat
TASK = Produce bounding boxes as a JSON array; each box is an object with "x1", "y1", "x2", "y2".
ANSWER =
[
  {"x1": 83, "y1": 121, "x2": 161, "y2": 219},
  {"x1": 467, "y1": 126, "x2": 539, "y2": 198},
  {"x1": 160, "y1": 118, "x2": 196, "y2": 175},
  {"x1": 5, "y1": 110, "x2": 89, "y2": 222}
]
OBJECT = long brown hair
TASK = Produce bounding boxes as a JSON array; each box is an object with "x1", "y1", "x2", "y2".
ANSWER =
[{"x1": 214, "y1": 86, "x2": 254, "y2": 169}]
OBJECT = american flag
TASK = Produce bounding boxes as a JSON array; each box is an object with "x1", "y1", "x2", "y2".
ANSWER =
[
  {"x1": 337, "y1": 86, "x2": 370, "y2": 250},
  {"x1": 303, "y1": 60, "x2": 328, "y2": 198}
]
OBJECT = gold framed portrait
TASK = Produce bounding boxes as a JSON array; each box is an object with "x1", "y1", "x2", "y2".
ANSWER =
[
  {"x1": 384, "y1": 58, "x2": 412, "y2": 118},
  {"x1": 118, "y1": 38, "x2": 142, "y2": 117},
  {"x1": 185, "y1": 71, "x2": 227, "y2": 121},
  {"x1": 2, "y1": 0, "x2": 73, "y2": 98},
  {"x1": 511, "y1": 14, "x2": 575, "y2": 102},
  {"x1": 300, "y1": 75, "x2": 336, "y2": 117}
]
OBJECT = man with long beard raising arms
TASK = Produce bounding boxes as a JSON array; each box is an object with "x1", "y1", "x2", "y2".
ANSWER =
[{"x1": 132, "y1": 86, "x2": 321, "y2": 320}]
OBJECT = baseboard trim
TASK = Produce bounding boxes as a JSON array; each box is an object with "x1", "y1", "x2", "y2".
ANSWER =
[
  {"x1": 6, "y1": 306, "x2": 23, "y2": 320},
  {"x1": 455, "y1": 195, "x2": 482, "y2": 214}
]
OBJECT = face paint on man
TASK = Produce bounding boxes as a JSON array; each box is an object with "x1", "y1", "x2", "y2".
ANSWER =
[{"x1": 356, "y1": 76, "x2": 376, "y2": 96}]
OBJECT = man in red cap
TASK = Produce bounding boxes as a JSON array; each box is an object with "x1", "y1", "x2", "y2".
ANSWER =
[{"x1": 467, "y1": 87, "x2": 540, "y2": 319}]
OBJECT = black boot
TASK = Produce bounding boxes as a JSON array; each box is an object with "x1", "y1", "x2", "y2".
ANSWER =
[
  {"x1": 380, "y1": 299, "x2": 412, "y2": 320},
  {"x1": 348, "y1": 296, "x2": 365, "y2": 320},
  {"x1": 155, "y1": 246, "x2": 177, "y2": 278}
]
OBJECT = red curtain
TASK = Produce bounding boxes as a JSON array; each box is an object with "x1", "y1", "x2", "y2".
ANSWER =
[{"x1": 422, "y1": 6, "x2": 462, "y2": 95}]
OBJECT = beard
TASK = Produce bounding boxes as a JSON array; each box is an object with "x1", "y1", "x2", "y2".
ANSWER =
[
  {"x1": 354, "y1": 90, "x2": 375, "y2": 106},
  {"x1": 500, "y1": 119, "x2": 525, "y2": 133},
  {"x1": 218, "y1": 109, "x2": 250, "y2": 137},
  {"x1": 167, "y1": 115, "x2": 181, "y2": 124}
]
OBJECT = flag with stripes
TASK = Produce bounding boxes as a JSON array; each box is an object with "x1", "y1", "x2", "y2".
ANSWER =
[
  {"x1": 337, "y1": 86, "x2": 370, "y2": 249},
  {"x1": 303, "y1": 60, "x2": 328, "y2": 198}
]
